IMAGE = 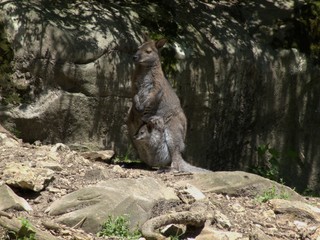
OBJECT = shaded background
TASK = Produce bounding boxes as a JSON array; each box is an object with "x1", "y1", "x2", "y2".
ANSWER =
[{"x1": 0, "y1": 0, "x2": 320, "y2": 194}]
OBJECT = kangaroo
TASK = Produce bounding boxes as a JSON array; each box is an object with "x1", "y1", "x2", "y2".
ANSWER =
[
  {"x1": 133, "y1": 116, "x2": 171, "y2": 168},
  {"x1": 127, "y1": 36, "x2": 189, "y2": 171},
  {"x1": 131, "y1": 38, "x2": 166, "y2": 122}
]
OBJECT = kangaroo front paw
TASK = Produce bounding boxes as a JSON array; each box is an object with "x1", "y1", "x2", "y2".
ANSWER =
[
  {"x1": 134, "y1": 95, "x2": 143, "y2": 112},
  {"x1": 136, "y1": 105, "x2": 144, "y2": 112},
  {"x1": 149, "y1": 116, "x2": 164, "y2": 129}
]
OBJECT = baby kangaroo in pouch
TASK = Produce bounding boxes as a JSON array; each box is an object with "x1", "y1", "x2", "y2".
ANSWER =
[{"x1": 134, "y1": 116, "x2": 171, "y2": 168}]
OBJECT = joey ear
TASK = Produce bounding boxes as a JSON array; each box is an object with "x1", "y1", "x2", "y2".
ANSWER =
[
  {"x1": 155, "y1": 38, "x2": 167, "y2": 49},
  {"x1": 146, "y1": 121, "x2": 154, "y2": 132}
]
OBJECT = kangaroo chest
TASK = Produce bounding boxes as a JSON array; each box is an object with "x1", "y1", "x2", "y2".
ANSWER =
[{"x1": 135, "y1": 72, "x2": 156, "y2": 99}]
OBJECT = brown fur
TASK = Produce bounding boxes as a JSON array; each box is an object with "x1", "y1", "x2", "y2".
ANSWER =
[{"x1": 127, "y1": 38, "x2": 187, "y2": 170}]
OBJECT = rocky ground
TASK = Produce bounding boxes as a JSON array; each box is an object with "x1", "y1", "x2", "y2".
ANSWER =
[{"x1": 1, "y1": 128, "x2": 320, "y2": 240}]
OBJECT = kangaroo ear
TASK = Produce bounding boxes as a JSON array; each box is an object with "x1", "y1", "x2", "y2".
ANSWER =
[
  {"x1": 155, "y1": 38, "x2": 167, "y2": 49},
  {"x1": 142, "y1": 32, "x2": 151, "y2": 42}
]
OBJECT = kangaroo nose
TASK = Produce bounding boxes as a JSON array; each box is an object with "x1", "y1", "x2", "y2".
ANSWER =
[{"x1": 133, "y1": 54, "x2": 138, "y2": 61}]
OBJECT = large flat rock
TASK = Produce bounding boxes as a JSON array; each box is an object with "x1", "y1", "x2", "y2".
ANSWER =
[
  {"x1": 177, "y1": 171, "x2": 303, "y2": 201},
  {"x1": 47, "y1": 177, "x2": 178, "y2": 233}
]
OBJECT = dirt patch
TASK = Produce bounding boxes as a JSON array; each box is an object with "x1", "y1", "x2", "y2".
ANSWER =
[{"x1": 0, "y1": 138, "x2": 320, "y2": 239}]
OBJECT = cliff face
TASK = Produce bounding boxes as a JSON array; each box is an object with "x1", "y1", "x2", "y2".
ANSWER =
[{"x1": 0, "y1": 0, "x2": 319, "y2": 193}]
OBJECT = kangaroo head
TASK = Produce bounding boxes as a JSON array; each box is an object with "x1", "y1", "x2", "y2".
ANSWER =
[{"x1": 133, "y1": 38, "x2": 167, "y2": 67}]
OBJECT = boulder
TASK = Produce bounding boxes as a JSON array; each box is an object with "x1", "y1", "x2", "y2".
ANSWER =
[
  {"x1": 177, "y1": 171, "x2": 303, "y2": 201},
  {"x1": 269, "y1": 199, "x2": 320, "y2": 222},
  {"x1": 0, "y1": 124, "x2": 20, "y2": 147},
  {"x1": 80, "y1": 150, "x2": 115, "y2": 162},
  {"x1": 47, "y1": 177, "x2": 178, "y2": 233},
  {"x1": 0, "y1": 184, "x2": 32, "y2": 212},
  {"x1": 2, "y1": 162, "x2": 54, "y2": 192}
]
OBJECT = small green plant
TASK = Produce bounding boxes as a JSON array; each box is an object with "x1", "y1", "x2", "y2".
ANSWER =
[
  {"x1": 252, "y1": 144, "x2": 280, "y2": 182},
  {"x1": 8, "y1": 218, "x2": 36, "y2": 240},
  {"x1": 169, "y1": 233, "x2": 183, "y2": 240},
  {"x1": 97, "y1": 215, "x2": 141, "y2": 240},
  {"x1": 113, "y1": 145, "x2": 140, "y2": 164},
  {"x1": 255, "y1": 185, "x2": 290, "y2": 203},
  {"x1": 169, "y1": 235, "x2": 180, "y2": 240}
]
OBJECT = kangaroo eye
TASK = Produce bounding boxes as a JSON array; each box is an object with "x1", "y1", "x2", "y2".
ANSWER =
[{"x1": 145, "y1": 49, "x2": 152, "y2": 54}]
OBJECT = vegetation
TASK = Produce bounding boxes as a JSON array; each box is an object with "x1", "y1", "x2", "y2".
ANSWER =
[
  {"x1": 169, "y1": 235, "x2": 181, "y2": 240},
  {"x1": 272, "y1": 0, "x2": 320, "y2": 64},
  {"x1": 7, "y1": 218, "x2": 36, "y2": 240},
  {"x1": 97, "y1": 215, "x2": 141, "y2": 240},
  {"x1": 134, "y1": 1, "x2": 184, "y2": 87},
  {"x1": 112, "y1": 145, "x2": 142, "y2": 164},
  {"x1": 255, "y1": 185, "x2": 290, "y2": 203},
  {"x1": 251, "y1": 144, "x2": 280, "y2": 182}
]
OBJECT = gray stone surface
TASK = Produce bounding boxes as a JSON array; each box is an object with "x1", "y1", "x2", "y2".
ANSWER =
[
  {"x1": 2, "y1": 162, "x2": 54, "y2": 192},
  {"x1": 196, "y1": 227, "x2": 245, "y2": 240},
  {"x1": 80, "y1": 150, "x2": 115, "y2": 162},
  {"x1": 0, "y1": 184, "x2": 32, "y2": 211},
  {"x1": 47, "y1": 177, "x2": 178, "y2": 233},
  {"x1": 178, "y1": 171, "x2": 303, "y2": 201},
  {"x1": 0, "y1": 125, "x2": 20, "y2": 147},
  {"x1": 269, "y1": 199, "x2": 320, "y2": 222}
]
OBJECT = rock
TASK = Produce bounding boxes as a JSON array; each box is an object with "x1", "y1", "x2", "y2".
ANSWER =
[
  {"x1": 0, "y1": 216, "x2": 59, "y2": 240},
  {"x1": 0, "y1": 133, "x2": 20, "y2": 148},
  {"x1": 0, "y1": 184, "x2": 32, "y2": 212},
  {"x1": 214, "y1": 210, "x2": 232, "y2": 229},
  {"x1": 262, "y1": 210, "x2": 276, "y2": 220},
  {"x1": 196, "y1": 226, "x2": 244, "y2": 240},
  {"x1": 112, "y1": 165, "x2": 125, "y2": 173},
  {"x1": 2, "y1": 162, "x2": 54, "y2": 192},
  {"x1": 269, "y1": 199, "x2": 320, "y2": 222},
  {"x1": 183, "y1": 184, "x2": 206, "y2": 201},
  {"x1": 0, "y1": 124, "x2": 20, "y2": 147},
  {"x1": 80, "y1": 150, "x2": 115, "y2": 162},
  {"x1": 50, "y1": 143, "x2": 70, "y2": 152},
  {"x1": 178, "y1": 172, "x2": 303, "y2": 201},
  {"x1": 46, "y1": 177, "x2": 178, "y2": 233},
  {"x1": 250, "y1": 227, "x2": 273, "y2": 240},
  {"x1": 231, "y1": 202, "x2": 245, "y2": 213},
  {"x1": 161, "y1": 224, "x2": 186, "y2": 238},
  {"x1": 293, "y1": 220, "x2": 307, "y2": 229},
  {"x1": 311, "y1": 226, "x2": 320, "y2": 240},
  {"x1": 37, "y1": 160, "x2": 63, "y2": 171},
  {"x1": 177, "y1": 184, "x2": 206, "y2": 204}
]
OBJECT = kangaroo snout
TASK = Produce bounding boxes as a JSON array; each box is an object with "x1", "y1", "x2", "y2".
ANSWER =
[{"x1": 133, "y1": 54, "x2": 139, "y2": 62}]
